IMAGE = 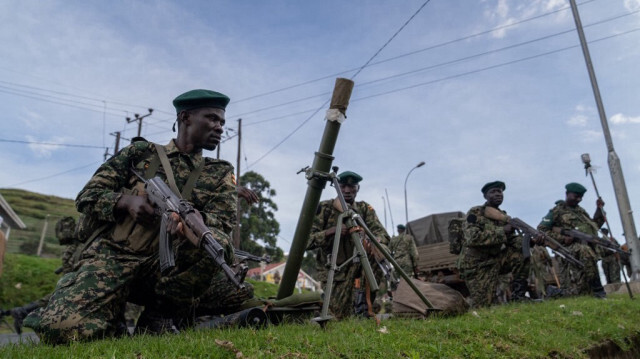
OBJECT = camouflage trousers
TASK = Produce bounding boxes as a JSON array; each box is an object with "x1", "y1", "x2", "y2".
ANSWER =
[
  {"x1": 601, "y1": 255, "x2": 621, "y2": 284},
  {"x1": 194, "y1": 271, "x2": 255, "y2": 317},
  {"x1": 24, "y1": 238, "x2": 220, "y2": 344},
  {"x1": 322, "y1": 262, "x2": 382, "y2": 320},
  {"x1": 461, "y1": 244, "x2": 529, "y2": 308},
  {"x1": 558, "y1": 242, "x2": 599, "y2": 296}
]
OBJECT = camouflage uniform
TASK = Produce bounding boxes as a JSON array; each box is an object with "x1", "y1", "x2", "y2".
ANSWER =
[
  {"x1": 458, "y1": 205, "x2": 529, "y2": 307},
  {"x1": 389, "y1": 233, "x2": 419, "y2": 277},
  {"x1": 24, "y1": 139, "x2": 237, "y2": 344},
  {"x1": 537, "y1": 200, "x2": 604, "y2": 296},
  {"x1": 600, "y1": 236, "x2": 621, "y2": 284},
  {"x1": 308, "y1": 199, "x2": 390, "y2": 319}
]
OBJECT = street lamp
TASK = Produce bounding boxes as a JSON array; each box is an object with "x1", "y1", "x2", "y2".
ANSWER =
[{"x1": 404, "y1": 161, "x2": 425, "y2": 225}]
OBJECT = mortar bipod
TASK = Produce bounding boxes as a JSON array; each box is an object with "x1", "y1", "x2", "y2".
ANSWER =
[{"x1": 313, "y1": 171, "x2": 379, "y2": 325}]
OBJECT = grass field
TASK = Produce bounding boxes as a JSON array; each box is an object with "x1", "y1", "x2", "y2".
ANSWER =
[
  {"x1": 0, "y1": 188, "x2": 80, "y2": 257},
  {"x1": 1, "y1": 255, "x2": 639, "y2": 358}
]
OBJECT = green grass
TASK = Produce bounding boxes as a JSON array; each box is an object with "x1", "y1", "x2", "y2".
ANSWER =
[
  {"x1": 0, "y1": 254, "x2": 60, "y2": 309},
  {"x1": 0, "y1": 188, "x2": 80, "y2": 257},
  {"x1": 0, "y1": 295, "x2": 639, "y2": 358}
]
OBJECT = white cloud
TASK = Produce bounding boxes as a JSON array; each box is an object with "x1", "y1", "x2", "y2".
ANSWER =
[
  {"x1": 567, "y1": 114, "x2": 588, "y2": 126},
  {"x1": 581, "y1": 129, "x2": 602, "y2": 142},
  {"x1": 25, "y1": 135, "x2": 67, "y2": 158},
  {"x1": 624, "y1": 0, "x2": 640, "y2": 11},
  {"x1": 610, "y1": 113, "x2": 640, "y2": 124}
]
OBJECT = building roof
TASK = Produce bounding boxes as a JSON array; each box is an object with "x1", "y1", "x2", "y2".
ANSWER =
[{"x1": 0, "y1": 194, "x2": 26, "y2": 229}]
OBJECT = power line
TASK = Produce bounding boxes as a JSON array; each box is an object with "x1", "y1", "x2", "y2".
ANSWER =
[
  {"x1": 231, "y1": 0, "x2": 599, "y2": 105},
  {"x1": 0, "y1": 79, "x2": 175, "y2": 116},
  {"x1": 352, "y1": 27, "x2": 640, "y2": 102},
  {"x1": 246, "y1": 0, "x2": 432, "y2": 169},
  {"x1": 0, "y1": 138, "x2": 108, "y2": 149},
  {"x1": 236, "y1": 8, "x2": 637, "y2": 123},
  {"x1": 5, "y1": 161, "x2": 102, "y2": 187}
]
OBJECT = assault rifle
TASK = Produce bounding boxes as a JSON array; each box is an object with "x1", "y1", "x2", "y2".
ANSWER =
[
  {"x1": 554, "y1": 227, "x2": 630, "y2": 258},
  {"x1": 132, "y1": 170, "x2": 245, "y2": 289},
  {"x1": 235, "y1": 249, "x2": 272, "y2": 263},
  {"x1": 483, "y1": 207, "x2": 584, "y2": 268}
]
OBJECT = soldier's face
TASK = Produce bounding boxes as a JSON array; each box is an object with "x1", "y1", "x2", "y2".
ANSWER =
[
  {"x1": 484, "y1": 188, "x2": 503, "y2": 207},
  {"x1": 565, "y1": 192, "x2": 582, "y2": 207},
  {"x1": 339, "y1": 183, "x2": 358, "y2": 204},
  {"x1": 185, "y1": 107, "x2": 225, "y2": 151}
]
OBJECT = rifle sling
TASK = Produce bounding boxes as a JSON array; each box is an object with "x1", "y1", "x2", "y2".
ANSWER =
[
  {"x1": 181, "y1": 160, "x2": 205, "y2": 199},
  {"x1": 155, "y1": 144, "x2": 181, "y2": 197}
]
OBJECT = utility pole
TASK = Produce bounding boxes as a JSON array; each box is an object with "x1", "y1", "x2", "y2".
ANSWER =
[
  {"x1": 233, "y1": 118, "x2": 242, "y2": 249},
  {"x1": 110, "y1": 131, "x2": 121, "y2": 153},
  {"x1": 37, "y1": 214, "x2": 50, "y2": 257},
  {"x1": 569, "y1": 0, "x2": 639, "y2": 280},
  {"x1": 126, "y1": 108, "x2": 153, "y2": 137}
]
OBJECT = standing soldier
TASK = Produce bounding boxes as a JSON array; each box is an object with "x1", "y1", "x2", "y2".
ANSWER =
[
  {"x1": 458, "y1": 181, "x2": 531, "y2": 307},
  {"x1": 389, "y1": 224, "x2": 419, "y2": 278},
  {"x1": 307, "y1": 171, "x2": 390, "y2": 319},
  {"x1": 599, "y1": 228, "x2": 621, "y2": 285},
  {"x1": 537, "y1": 182, "x2": 606, "y2": 298}
]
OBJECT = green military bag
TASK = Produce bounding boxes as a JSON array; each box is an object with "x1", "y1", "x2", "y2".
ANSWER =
[
  {"x1": 448, "y1": 217, "x2": 465, "y2": 255},
  {"x1": 55, "y1": 216, "x2": 77, "y2": 245}
]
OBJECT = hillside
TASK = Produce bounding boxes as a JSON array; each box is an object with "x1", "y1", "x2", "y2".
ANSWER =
[{"x1": 0, "y1": 188, "x2": 79, "y2": 257}]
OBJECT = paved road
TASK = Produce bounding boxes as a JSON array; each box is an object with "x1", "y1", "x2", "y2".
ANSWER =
[{"x1": 0, "y1": 332, "x2": 39, "y2": 346}]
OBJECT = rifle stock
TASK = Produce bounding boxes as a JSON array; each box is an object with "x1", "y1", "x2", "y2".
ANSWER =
[
  {"x1": 134, "y1": 171, "x2": 245, "y2": 289},
  {"x1": 483, "y1": 207, "x2": 584, "y2": 268}
]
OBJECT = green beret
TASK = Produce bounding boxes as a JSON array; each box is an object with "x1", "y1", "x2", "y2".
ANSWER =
[
  {"x1": 397, "y1": 224, "x2": 406, "y2": 230},
  {"x1": 565, "y1": 182, "x2": 587, "y2": 196},
  {"x1": 481, "y1": 181, "x2": 505, "y2": 195},
  {"x1": 173, "y1": 89, "x2": 230, "y2": 113},
  {"x1": 337, "y1": 171, "x2": 363, "y2": 185}
]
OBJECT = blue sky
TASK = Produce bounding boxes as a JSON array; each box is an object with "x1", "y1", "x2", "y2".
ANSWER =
[{"x1": 1, "y1": 0, "x2": 639, "y2": 252}]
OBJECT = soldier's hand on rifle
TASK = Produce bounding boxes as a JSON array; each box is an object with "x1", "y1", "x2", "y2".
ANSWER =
[
  {"x1": 596, "y1": 198, "x2": 605, "y2": 208},
  {"x1": 531, "y1": 233, "x2": 545, "y2": 246},
  {"x1": 116, "y1": 194, "x2": 156, "y2": 225},
  {"x1": 167, "y1": 211, "x2": 200, "y2": 243},
  {"x1": 562, "y1": 235, "x2": 574, "y2": 246},
  {"x1": 325, "y1": 225, "x2": 348, "y2": 239},
  {"x1": 503, "y1": 224, "x2": 515, "y2": 235}
]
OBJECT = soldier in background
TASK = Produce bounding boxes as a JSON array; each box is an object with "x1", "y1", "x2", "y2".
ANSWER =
[
  {"x1": 389, "y1": 224, "x2": 419, "y2": 278},
  {"x1": 599, "y1": 228, "x2": 621, "y2": 284},
  {"x1": 537, "y1": 182, "x2": 606, "y2": 298},
  {"x1": 458, "y1": 181, "x2": 531, "y2": 307},
  {"x1": 308, "y1": 171, "x2": 390, "y2": 319}
]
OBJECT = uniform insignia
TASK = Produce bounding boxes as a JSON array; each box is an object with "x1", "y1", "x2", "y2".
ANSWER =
[{"x1": 231, "y1": 173, "x2": 237, "y2": 185}]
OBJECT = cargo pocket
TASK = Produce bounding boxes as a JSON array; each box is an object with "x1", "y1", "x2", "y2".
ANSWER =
[{"x1": 112, "y1": 184, "x2": 160, "y2": 254}]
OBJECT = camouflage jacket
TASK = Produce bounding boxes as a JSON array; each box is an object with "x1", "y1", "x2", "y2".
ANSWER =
[
  {"x1": 308, "y1": 198, "x2": 390, "y2": 282},
  {"x1": 537, "y1": 200, "x2": 603, "y2": 244},
  {"x1": 75, "y1": 139, "x2": 237, "y2": 255},
  {"x1": 459, "y1": 205, "x2": 522, "y2": 269},
  {"x1": 388, "y1": 233, "x2": 419, "y2": 274}
]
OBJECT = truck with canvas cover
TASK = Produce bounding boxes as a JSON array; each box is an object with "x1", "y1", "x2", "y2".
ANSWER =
[{"x1": 406, "y1": 211, "x2": 468, "y2": 296}]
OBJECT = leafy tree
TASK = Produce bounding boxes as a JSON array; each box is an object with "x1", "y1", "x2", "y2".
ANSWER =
[{"x1": 238, "y1": 171, "x2": 284, "y2": 262}]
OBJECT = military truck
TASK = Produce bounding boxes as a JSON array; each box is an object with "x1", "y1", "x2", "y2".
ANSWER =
[
  {"x1": 406, "y1": 211, "x2": 468, "y2": 296},
  {"x1": 407, "y1": 211, "x2": 562, "y2": 299}
]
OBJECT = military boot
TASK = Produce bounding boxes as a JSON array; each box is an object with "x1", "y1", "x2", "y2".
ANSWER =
[
  {"x1": 11, "y1": 301, "x2": 42, "y2": 334},
  {"x1": 510, "y1": 279, "x2": 530, "y2": 302},
  {"x1": 590, "y1": 277, "x2": 607, "y2": 299},
  {"x1": 134, "y1": 309, "x2": 179, "y2": 335}
]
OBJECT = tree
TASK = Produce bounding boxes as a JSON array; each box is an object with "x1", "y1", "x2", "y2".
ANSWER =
[{"x1": 238, "y1": 171, "x2": 284, "y2": 262}]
